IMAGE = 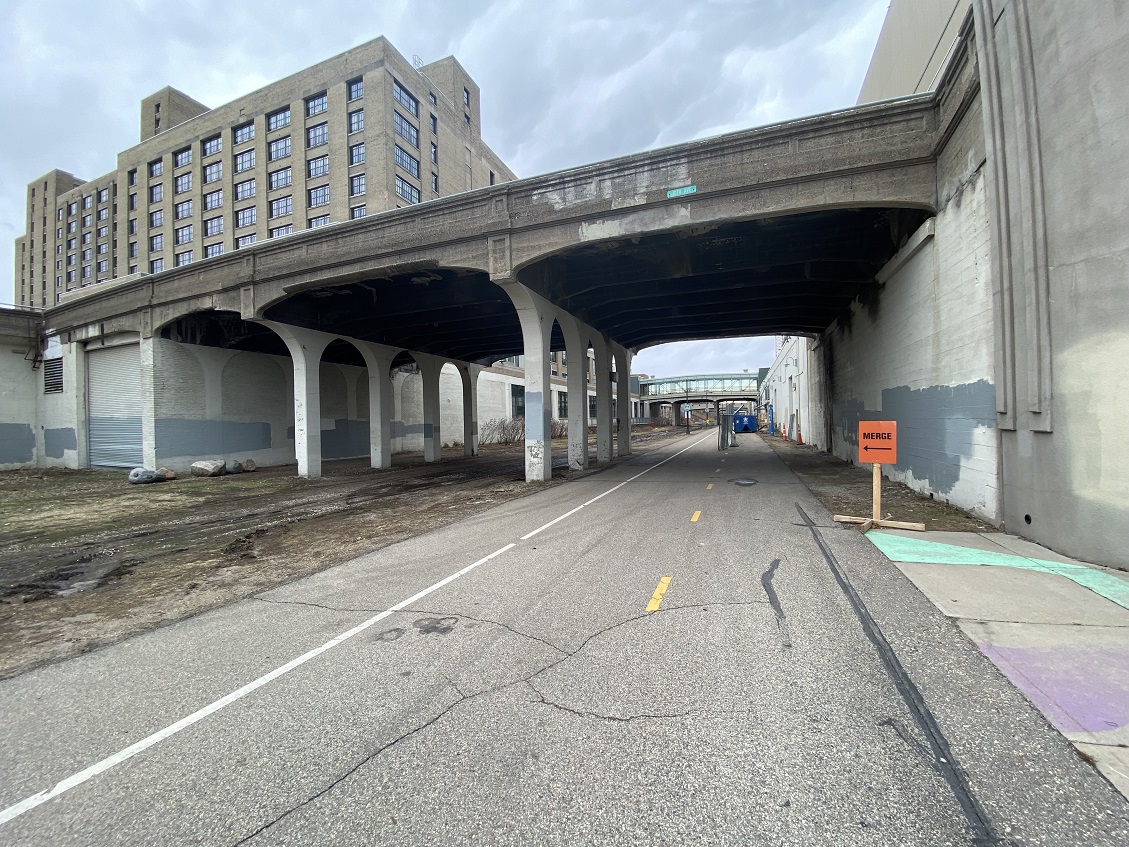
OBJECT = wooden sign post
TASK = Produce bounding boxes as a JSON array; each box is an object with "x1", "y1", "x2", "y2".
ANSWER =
[{"x1": 834, "y1": 420, "x2": 925, "y2": 532}]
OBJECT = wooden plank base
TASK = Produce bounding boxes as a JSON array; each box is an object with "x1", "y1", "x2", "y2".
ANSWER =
[{"x1": 833, "y1": 514, "x2": 926, "y2": 531}]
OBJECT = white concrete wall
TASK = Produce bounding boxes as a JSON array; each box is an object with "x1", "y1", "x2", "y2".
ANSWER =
[
  {"x1": 822, "y1": 174, "x2": 999, "y2": 521},
  {"x1": 0, "y1": 330, "x2": 42, "y2": 470}
]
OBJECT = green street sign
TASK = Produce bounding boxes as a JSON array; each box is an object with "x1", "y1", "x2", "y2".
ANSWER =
[{"x1": 666, "y1": 185, "x2": 697, "y2": 199}]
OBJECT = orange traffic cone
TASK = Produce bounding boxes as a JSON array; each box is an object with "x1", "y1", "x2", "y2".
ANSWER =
[{"x1": 796, "y1": 424, "x2": 803, "y2": 445}]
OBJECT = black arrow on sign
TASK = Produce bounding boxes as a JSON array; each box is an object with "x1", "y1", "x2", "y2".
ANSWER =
[{"x1": 863, "y1": 445, "x2": 892, "y2": 452}]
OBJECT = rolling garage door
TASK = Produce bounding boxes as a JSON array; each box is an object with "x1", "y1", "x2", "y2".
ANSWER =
[{"x1": 87, "y1": 344, "x2": 143, "y2": 468}]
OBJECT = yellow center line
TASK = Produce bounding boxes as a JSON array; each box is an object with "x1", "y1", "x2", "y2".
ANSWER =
[
  {"x1": 691, "y1": 510, "x2": 701, "y2": 522},
  {"x1": 646, "y1": 576, "x2": 672, "y2": 612},
  {"x1": 706, "y1": 483, "x2": 714, "y2": 490},
  {"x1": 714, "y1": 468, "x2": 720, "y2": 473}
]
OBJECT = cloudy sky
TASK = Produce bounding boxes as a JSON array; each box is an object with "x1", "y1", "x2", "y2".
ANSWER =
[{"x1": 1, "y1": 0, "x2": 889, "y2": 377}]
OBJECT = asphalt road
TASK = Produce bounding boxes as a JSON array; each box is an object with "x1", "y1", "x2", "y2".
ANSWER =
[{"x1": 1, "y1": 433, "x2": 1125, "y2": 845}]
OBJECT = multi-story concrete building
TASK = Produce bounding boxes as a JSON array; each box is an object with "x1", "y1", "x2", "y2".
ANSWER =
[{"x1": 14, "y1": 36, "x2": 515, "y2": 308}]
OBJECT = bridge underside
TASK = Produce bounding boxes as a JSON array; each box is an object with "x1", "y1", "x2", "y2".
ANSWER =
[{"x1": 163, "y1": 207, "x2": 929, "y2": 366}]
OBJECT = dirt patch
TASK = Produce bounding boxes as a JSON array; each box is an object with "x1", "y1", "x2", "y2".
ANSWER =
[
  {"x1": 0, "y1": 431, "x2": 683, "y2": 679},
  {"x1": 758, "y1": 433, "x2": 996, "y2": 532}
]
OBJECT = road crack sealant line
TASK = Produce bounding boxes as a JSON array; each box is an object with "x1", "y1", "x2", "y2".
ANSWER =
[
  {"x1": 0, "y1": 431, "x2": 715, "y2": 829},
  {"x1": 795, "y1": 502, "x2": 1007, "y2": 847}
]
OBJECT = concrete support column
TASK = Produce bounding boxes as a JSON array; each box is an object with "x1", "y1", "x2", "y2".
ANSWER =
[
  {"x1": 355, "y1": 341, "x2": 399, "y2": 469},
  {"x1": 559, "y1": 315, "x2": 588, "y2": 470},
  {"x1": 456, "y1": 363, "x2": 482, "y2": 456},
  {"x1": 497, "y1": 278, "x2": 554, "y2": 482},
  {"x1": 592, "y1": 336, "x2": 612, "y2": 463},
  {"x1": 262, "y1": 321, "x2": 332, "y2": 479},
  {"x1": 614, "y1": 345, "x2": 632, "y2": 457},
  {"x1": 415, "y1": 354, "x2": 446, "y2": 463},
  {"x1": 139, "y1": 335, "x2": 158, "y2": 470}
]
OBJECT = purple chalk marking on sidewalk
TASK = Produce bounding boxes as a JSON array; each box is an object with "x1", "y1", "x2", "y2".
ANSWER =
[{"x1": 978, "y1": 643, "x2": 1129, "y2": 734}]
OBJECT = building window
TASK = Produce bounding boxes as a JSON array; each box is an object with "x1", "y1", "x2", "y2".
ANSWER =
[
  {"x1": 463, "y1": 87, "x2": 471, "y2": 106},
  {"x1": 489, "y1": 170, "x2": 496, "y2": 185},
  {"x1": 270, "y1": 196, "x2": 292, "y2": 218},
  {"x1": 431, "y1": 172, "x2": 438, "y2": 193},
  {"x1": 66, "y1": 269, "x2": 76, "y2": 282},
  {"x1": 175, "y1": 250, "x2": 193, "y2": 267},
  {"x1": 128, "y1": 219, "x2": 137, "y2": 235},
  {"x1": 349, "y1": 174, "x2": 365, "y2": 196},
  {"x1": 82, "y1": 214, "x2": 92, "y2": 227},
  {"x1": 269, "y1": 224, "x2": 294, "y2": 238},
  {"x1": 307, "y1": 155, "x2": 329, "y2": 178},
  {"x1": 128, "y1": 170, "x2": 137, "y2": 187},
  {"x1": 268, "y1": 136, "x2": 291, "y2": 161},
  {"x1": 511, "y1": 383, "x2": 525, "y2": 418},
  {"x1": 204, "y1": 189, "x2": 223, "y2": 210},
  {"x1": 98, "y1": 207, "x2": 109, "y2": 221},
  {"x1": 308, "y1": 185, "x2": 329, "y2": 207},
  {"x1": 128, "y1": 194, "x2": 136, "y2": 212},
  {"x1": 234, "y1": 150, "x2": 255, "y2": 173},
  {"x1": 348, "y1": 109, "x2": 364, "y2": 134},
  {"x1": 393, "y1": 112, "x2": 419, "y2": 148},
  {"x1": 305, "y1": 91, "x2": 328, "y2": 117},
  {"x1": 233, "y1": 122, "x2": 255, "y2": 144},
  {"x1": 204, "y1": 162, "x2": 222, "y2": 183},
  {"x1": 306, "y1": 122, "x2": 328, "y2": 148},
  {"x1": 175, "y1": 224, "x2": 193, "y2": 245},
  {"x1": 82, "y1": 232, "x2": 92, "y2": 245},
  {"x1": 235, "y1": 179, "x2": 256, "y2": 201},
  {"x1": 204, "y1": 242, "x2": 224, "y2": 258},
  {"x1": 98, "y1": 225, "x2": 108, "y2": 238},
  {"x1": 347, "y1": 77, "x2": 364, "y2": 101},
  {"x1": 68, "y1": 220, "x2": 77, "y2": 233},
  {"x1": 99, "y1": 188, "x2": 109, "y2": 203},
  {"x1": 174, "y1": 147, "x2": 192, "y2": 168},
  {"x1": 149, "y1": 184, "x2": 163, "y2": 203},
  {"x1": 97, "y1": 242, "x2": 108, "y2": 255},
  {"x1": 175, "y1": 173, "x2": 192, "y2": 194},
  {"x1": 269, "y1": 167, "x2": 292, "y2": 190},
  {"x1": 150, "y1": 209, "x2": 164, "y2": 228},
  {"x1": 204, "y1": 216, "x2": 223, "y2": 237},
  {"x1": 558, "y1": 390, "x2": 568, "y2": 419},
  {"x1": 82, "y1": 248, "x2": 92, "y2": 261},
  {"x1": 203, "y1": 135, "x2": 222, "y2": 156},
  {"x1": 429, "y1": 92, "x2": 437, "y2": 105},
  {"x1": 267, "y1": 107, "x2": 290, "y2": 131},
  {"x1": 395, "y1": 145, "x2": 420, "y2": 177},
  {"x1": 129, "y1": 242, "x2": 137, "y2": 258},
  {"x1": 236, "y1": 207, "x2": 257, "y2": 228},
  {"x1": 150, "y1": 234, "x2": 163, "y2": 252},
  {"x1": 349, "y1": 143, "x2": 365, "y2": 165},
  {"x1": 175, "y1": 200, "x2": 192, "y2": 220},
  {"x1": 394, "y1": 176, "x2": 420, "y2": 205},
  {"x1": 43, "y1": 359, "x2": 63, "y2": 394},
  {"x1": 150, "y1": 258, "x2": 164, "y2": 273},
  {"x1": 149, "y1": 160, "x2": 163, "y2": 178},
  {"x1": 68, "y1": 201, "x2": 77, "y2": 216},
  {"x1": 430, "y1": 142, "x2": 438, "y2": 164},
  {"x1": 236, "y1": 234, "x2": 257, "y2": 248},
  {"x1": 464, "y1": 113, "x2": 471, "y2": 126},
  {"x1": 350, "y1": 205, "x2": 366, "y2": 219},
  {"x1": 429, "y1": 114, "x2": 437, "y2": 134},
  {"x1": 393, "y1": 80, "x2": 418, "y2": 117},
  {"x1": 308, "y1": 214, "x2": 330, "y2": 228}
]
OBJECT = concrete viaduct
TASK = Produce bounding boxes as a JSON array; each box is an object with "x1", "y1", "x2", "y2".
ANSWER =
[
  {"x1": 43, "y1": 46, "x2": 972, "y2": 483},
  {"x1": 24, "y1": 5, "x2": 1129, "y2": 569}
]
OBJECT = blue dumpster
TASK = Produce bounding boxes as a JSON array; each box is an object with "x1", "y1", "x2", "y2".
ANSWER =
[{"x1": 733, "y1": 414, "x2": 756, "y2": 433}]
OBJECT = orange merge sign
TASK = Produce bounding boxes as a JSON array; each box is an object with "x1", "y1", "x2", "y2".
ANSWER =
[{"x1": 858, "y1": 420, "x2": 897, "y2": 465}]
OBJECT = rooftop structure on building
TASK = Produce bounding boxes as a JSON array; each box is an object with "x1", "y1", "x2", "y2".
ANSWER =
[{"x1": 13, "y1": 36, "x2": 516, "y2": 309}]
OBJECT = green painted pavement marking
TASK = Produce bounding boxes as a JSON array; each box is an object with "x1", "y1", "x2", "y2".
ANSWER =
[{"x1": 867, "y1": 532, "x2": 1129, "y2": 611}]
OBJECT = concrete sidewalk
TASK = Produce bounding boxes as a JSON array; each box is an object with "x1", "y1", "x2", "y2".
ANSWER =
[{"x1": 867, "y1": 529, "x2": 1129, "y2": 800}]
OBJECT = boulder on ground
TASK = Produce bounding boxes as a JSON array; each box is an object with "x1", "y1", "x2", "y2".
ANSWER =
[
  {"x1": 128, "y1": 468, "x2": 164, "y2": 484},
  {"x1": 228, "y1": 461, "x2": 244, "y2": 474},
  {"x1": 190, "y1": 460, "x2": 226, "y2": 477},
  {"x1": 157, "y1": 467, "x2": 177, "y2": 480},
  {"x1": 242, "y1": 459, "x2": 257, "y2": 472}
]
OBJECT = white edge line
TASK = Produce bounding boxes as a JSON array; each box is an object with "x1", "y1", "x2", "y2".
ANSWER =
[{"x1": 0, "y1": 542, "x2": 516, "y2": 826}]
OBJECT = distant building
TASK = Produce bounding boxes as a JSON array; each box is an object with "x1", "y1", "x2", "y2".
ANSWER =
[{"x1": 14, "y1": 36, "x2": 515, "y2": 308}]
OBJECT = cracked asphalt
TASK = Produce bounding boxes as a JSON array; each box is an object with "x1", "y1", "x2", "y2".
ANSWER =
[{"x1": 1, "y1": 432, "x2": 1125, "y2": 845}]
